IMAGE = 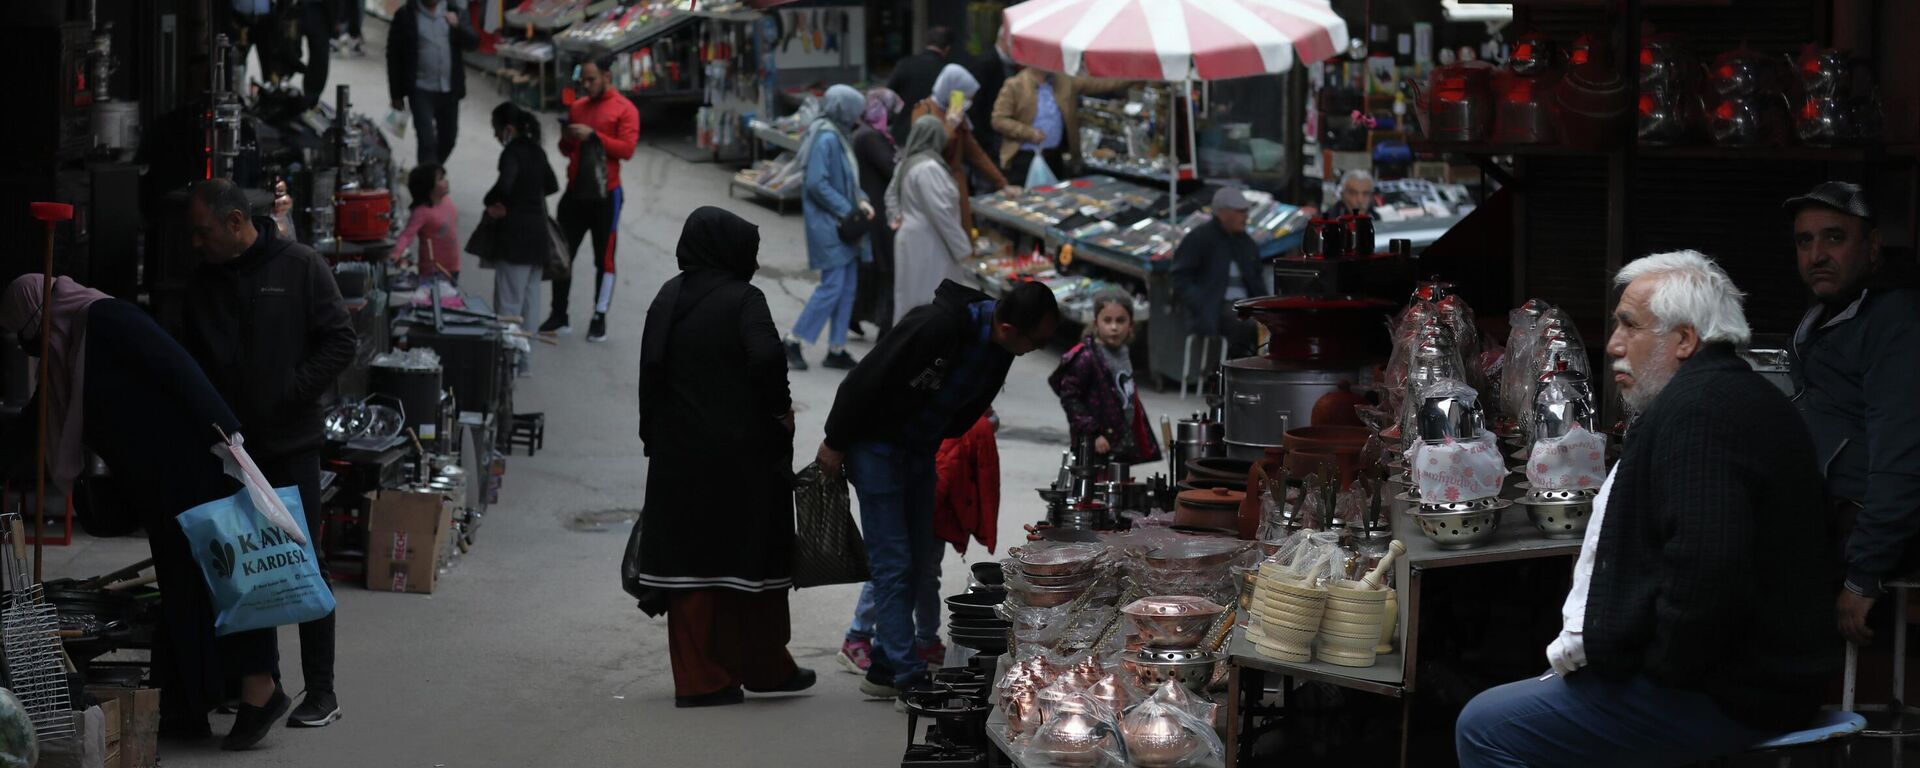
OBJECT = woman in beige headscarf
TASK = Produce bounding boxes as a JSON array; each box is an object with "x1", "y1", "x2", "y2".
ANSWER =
[{"x1": 886, "y1": 115, "x2": 977, "y2": 318}]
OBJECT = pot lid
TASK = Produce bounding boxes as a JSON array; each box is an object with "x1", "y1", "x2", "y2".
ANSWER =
[{"x1": 1177, "y1": 487, "x2": 1244, "y2": 508}]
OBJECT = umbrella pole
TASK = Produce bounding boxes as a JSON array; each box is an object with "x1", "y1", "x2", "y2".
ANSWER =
[
  {"x1": 26, "y1": 203, "x2": 73, "y2": 584},
  {"x1": 1167, "y1": 83, "x2": 1178, "y2": 225},
  {"x1": 1186, "y1": 77, "x2": 1199, "y2": 189}
]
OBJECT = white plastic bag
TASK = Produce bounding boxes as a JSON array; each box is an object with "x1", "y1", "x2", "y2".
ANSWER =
[
  {"x1": 1526, "y1": 424, "x2": 1606, "y2": 491},
  {"x1": 1412, "y1": 432, "x2": 1505, "y2": 504},
  {"x1": 1025, "y1": 153, "x2": 1059, "y2": 188},
  {"x1": 208, "y1": 432, "x2": 307, "y2": 545},
  {"x1": 384, "y1": 109, "x2": 411, "y2": 140}
]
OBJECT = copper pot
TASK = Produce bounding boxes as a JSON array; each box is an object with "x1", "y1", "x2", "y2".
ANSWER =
[
  {"x1": 1121, "y1": 703, "x2": 1204, "y2": 768},
  {"x1": 1557, "y1": 34, "x2": 1632, "y2": 148},
  {"x1": 1033, "y1": 699, "x2": 1116, "y2": 767},
  {"x1": 1175, "y1": 487, "x2": 1243, "y2": 530},
  {"x1": 1310, "y1": 381, "x2": 1369, "y2": 428}
]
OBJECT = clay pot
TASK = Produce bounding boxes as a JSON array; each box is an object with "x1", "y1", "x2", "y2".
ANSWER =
[
  {"x1": 1175, "y1": 487, "x2": 1244, "y2": 531},
  {"x1": 1310, "y1": 382, "x2": 1368, "y2": 428},
  {"x1": 1183, "y1": 457, "x2": 1254, "y2": 484}
]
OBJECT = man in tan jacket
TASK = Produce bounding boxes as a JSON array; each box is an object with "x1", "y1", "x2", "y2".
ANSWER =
[{"x1": 991, "y1": 67, "x2": 1131, "y2": 184}]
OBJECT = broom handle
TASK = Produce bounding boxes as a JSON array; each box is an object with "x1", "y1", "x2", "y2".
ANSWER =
[{"x1": 33, "y1": 242, "x2": 54, "y2": 583}]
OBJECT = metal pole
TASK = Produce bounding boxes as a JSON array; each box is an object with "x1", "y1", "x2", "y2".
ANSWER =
[
  {"x1": 27, "y1": 204, "x2": 75, "y2": 583},
  {"x1": 1168, "y1": 83, "x2": 1178, "y2": 224}
]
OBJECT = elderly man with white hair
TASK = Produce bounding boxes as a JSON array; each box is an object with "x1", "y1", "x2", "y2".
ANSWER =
[
  {"x1": 1455, "y1": 250, "x2": 1839, "y2": 767},
  {"x1": 1330, "y1": 168, "x2": 1375, "y2": 218}
]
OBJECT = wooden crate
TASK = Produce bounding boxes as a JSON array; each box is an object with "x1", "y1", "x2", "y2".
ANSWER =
[{"x1": 84, "y1": 687, "x2": 158, "y2": 768}]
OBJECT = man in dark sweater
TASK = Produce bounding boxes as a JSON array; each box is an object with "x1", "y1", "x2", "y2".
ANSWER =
[
  {"x1": 385, "y1": 0, "x2": 479, "y2": 164},
  {"x1": 182, "y1": 179, "x2": 356, "y2": 736},
  {"x1": 885, "y1": 26, "x2": 953, "y2": 143},
  {"x1": 1457, "y1": 251, "x2": 1836, "y2": 767},
  {"x1": 1782, "y1": 182, "x2": 1920, "y2": 647},
  {"x1": 1169, "y1": 187, "x2": 1265, "y2": 356},
  {"x1": 815, "y1": 280, "x2": 1057, "y2": 699}
]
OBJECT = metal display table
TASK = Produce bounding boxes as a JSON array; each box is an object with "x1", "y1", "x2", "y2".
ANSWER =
[{"x1": 1224, "y1": 497, "x2": 1581, "y2": 767}]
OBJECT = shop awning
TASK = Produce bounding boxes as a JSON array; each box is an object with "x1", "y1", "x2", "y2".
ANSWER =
[{"x1": 1001, "y1": 0, "x2": 1348, "y2": 82}]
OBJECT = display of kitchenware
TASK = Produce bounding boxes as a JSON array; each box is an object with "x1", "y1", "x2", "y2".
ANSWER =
[
  {"x1": 1522, "y1": 489, "x2": 1597, "y2": 539},
  {"x1": 1796, "y1": 94, "x2": 1853, "y2": 146},
  {"x1": 1711, "y1": 47, "x2": 1770, "y2": 100},
  {"x1": 1031, "y1": 696, "x2": 1119, "y2": 767},
  {"x1": 1710, "y1": 93, "x2": 1786, "y2": 147},
  {"x1": 1122, "y1": 596, "x2": 1226, "y2": 649},
  {"x1": 1493, "y1": 32, "x2": 1562, "y2": 144},
  {"x1": 1139, "y1": 537, "x2": 1249, "y2": 571},
  {"x1": 1796, "y1": 46, "x2": 1850, "y2": 97},
  {"x1": 1170, "y1": 413, "x2": 1226, "y2": 488},
  {"x1": 1222, "y1": 358, "x2": 1358, "y2": 459},
  {"x1": 1015, "y1": 544, "x2": 1105, "y2": 577},
  {"x1": 1556, "y1": 34, "x2": 1633, "y2": 148},
  {"x1": 1637, "y1": 33, "x2": 1702, "y2": 145},
  {"x1": 1124, "y1": 648, "x2": 1220, "y2": 693},
  {"x1": 1412, "y1": 59, "x2": 1496, "y2": 142},
  {"x1": 1417, "y1": 392, "x2": 1484, "y2": 443},
  {"x1": 1120, "y1": 700, "x2": 1213, "y2": 768},
  {"x1": 1531, "y1": 370, "x2": 1595, "y2": 442},
  {"x1": 1174, "y1": 487, "x2": 1243, "y2": 531},
  {"x1": 1233, "y1": 296, "x2": 1397, "y2": 365},
  {"x1": 1407, "y1": 504, "x2": 1505, "y2": 549}
]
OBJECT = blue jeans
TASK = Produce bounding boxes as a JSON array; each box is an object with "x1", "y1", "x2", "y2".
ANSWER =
[
  {"x1": 846, "y1": 440, "x2": 939, "y2": 684},
  {"x1": 791, "y1": 262, "x2": 857, "y2": 348},
  {"x1": 847, "y1": 536, "x2": 943, "y2": 649},
  {"x1": 1456, "y1": 671, "x2": 1767, "y2": 768}
]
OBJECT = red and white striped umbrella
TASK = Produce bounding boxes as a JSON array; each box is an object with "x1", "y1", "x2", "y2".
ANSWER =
[{"x1": 1001, "y1": 0, "x2": 1348, "y2": 82}]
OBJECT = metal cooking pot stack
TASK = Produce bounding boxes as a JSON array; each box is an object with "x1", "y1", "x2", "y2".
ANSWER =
[{"x1": 1518, "y1": 366, "x2": 1602, "y2": 539}]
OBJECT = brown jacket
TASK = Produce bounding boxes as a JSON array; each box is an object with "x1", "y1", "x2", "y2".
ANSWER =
[
  {"x1": 910, "y1": 99, "x2": 1008, "y2": 232},
  {"x1": 990, "y1": 69, "x2": 1132, "y2": 169}
]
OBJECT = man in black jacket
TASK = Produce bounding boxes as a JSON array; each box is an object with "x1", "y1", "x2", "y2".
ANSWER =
[
  {"x1": 1457, "y1": 251, "x2": 1836, "y2": 767},
  {"x1": 815, "y1": 280, "x2": 1057, "y2": 699},
  {"x1": 182, "y1": 179, "x2": 357, "y2": 736},
  {"x1": 386, "y1": 0, "x2": 478, "y2": 164},
  {"x1": 1782, "y1": 182, "x2": 1920, "y2": 647},
  {"x1": 885, "y1": 26, "x2": 953, "y2": 143},
  {"x1": 1169, "y1": 187, "x2": 1265, "y2": 356}
]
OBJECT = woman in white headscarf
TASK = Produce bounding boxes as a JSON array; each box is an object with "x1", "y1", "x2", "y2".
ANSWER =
[
  {"x1": 910, "y1": 64, "x2": 1009, "y2": 232},
  {"x1": 887, "y1": 115, "x2": 976, "y2": 317},
  {"x1": 783, "y1": 84, "x2": 874, "y2": 371}
]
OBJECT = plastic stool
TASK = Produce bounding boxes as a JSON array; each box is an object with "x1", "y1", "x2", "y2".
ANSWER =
[
  {"x1": 1734, "y1": 710, "x2": 1866, "y2": 767},
  {"x1": 1840, "y1": 573, "x2": 1920, "y2": 763},
  {"x1": 1181, "y1": 334, "x2": 1227, "y2": 400}
]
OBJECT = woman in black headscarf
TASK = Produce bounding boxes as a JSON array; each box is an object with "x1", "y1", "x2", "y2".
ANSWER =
[{"x1": 634, "y1": 206, "x2": 814, "y2": 708}]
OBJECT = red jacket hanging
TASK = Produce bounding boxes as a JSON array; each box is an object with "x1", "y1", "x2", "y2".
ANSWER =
[{"x1": 935, "y1": 412, "x2": 1000, "y2": 555}]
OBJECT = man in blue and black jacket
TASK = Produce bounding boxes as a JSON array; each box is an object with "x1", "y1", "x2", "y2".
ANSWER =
[{"x1": 1784, "y1": 182, "x2": 1920, "y2": 647}]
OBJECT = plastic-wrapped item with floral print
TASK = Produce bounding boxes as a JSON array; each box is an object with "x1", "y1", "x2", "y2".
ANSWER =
[
  {"x1": 1411, "y1": 432, "x2": 1506, "y2": 503},
  {"x1": 1526, "y1": 424, "x2": 1606, "y2": 491}
]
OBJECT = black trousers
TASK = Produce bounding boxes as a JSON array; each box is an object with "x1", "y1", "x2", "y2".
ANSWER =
[
  {"x1": 553, "y1": 188, "x2": 623, "y2": 319},
  {"x1": 299, "y1": 0, "x2": 334, "y2": 108},
  {"x1": 257, "y1": 449, "x2": 337, "y2": 693},
  {"x1": 410, "y1": 89, "x2": 460, "y2": 165},
  {"x1": 337, "y1": 0, "x2": 362, "y2": 36},
  {"x1": 231, "y1": 11, "x2": 283, "y2": 82}
]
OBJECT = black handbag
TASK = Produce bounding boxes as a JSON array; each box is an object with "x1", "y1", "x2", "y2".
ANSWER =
[
  {"x1": 620, "y1": 516, "x2": 669, "y2": 617},
  {"x1": 836, "y1": 208, "x2": 869, "y2": 245},
  {"x1": 791, "y1": 462, "x2": 870, "y2": 588},
  {"x1": 542, "y1": 214, "x2": 571, "y2": 282},
  {"x1": 568, "y1": 136, "x2": 610, "y2": 203},
  {"x1": 464, "y1": 216, "x2": 500, "y2": 262}
]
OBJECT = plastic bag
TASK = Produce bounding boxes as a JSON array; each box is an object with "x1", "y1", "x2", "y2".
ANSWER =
[
  {"x1": 1501, "y1": 300, "x2": 1552, "y2": 425},
  {"x1": 1527, "y1": 424, "x2": 1606, "y2": 491},
  {"x1": 791, "y1": 462, "x2": 870, "y2": 588},
  {"x1": 1026, "y1": 152, "x2": 1060, "y2": 188},
  {"x1": 1025, "y1": 691, "x2": 1125, "y2": 768},
  {"x1": 383, "y1": 109, "x2": 410, "y2": 139},
  {"x1": 1412, "y1": 432, "x2": 1506, "y2": 503},
  {"x1": 1120, "y1": 697, "x2": 1226, "y2": 768},
  {"x1": 209, "y1": 432, "x2": 306, "y2": 545},
  {"x1": 177, "y1": 486, "x2": 336, "y2": 635}
]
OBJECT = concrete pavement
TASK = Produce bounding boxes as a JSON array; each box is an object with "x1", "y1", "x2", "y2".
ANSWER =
[{"x1": 44, "y1": 26, "x2": 1200, "y2": 767}]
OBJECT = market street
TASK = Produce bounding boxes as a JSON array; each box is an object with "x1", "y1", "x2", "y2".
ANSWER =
[{"x1": 41, "y1": 23, "x2": 1197, "y2": 767}]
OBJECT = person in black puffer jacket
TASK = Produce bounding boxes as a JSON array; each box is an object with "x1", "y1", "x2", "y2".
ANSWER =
[{"x1": 486, "y1": 103, "x2": 560, "y2": 374}]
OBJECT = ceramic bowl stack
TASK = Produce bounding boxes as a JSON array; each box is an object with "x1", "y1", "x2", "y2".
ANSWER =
[
  {"x1": 1245, "y1": 564, "x2": 1327, "y2": 663},
  {"x1": 1119, "y1": 596, "x2": 1224, "y2": 693}
]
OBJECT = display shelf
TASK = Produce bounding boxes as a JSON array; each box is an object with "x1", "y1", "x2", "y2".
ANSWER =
[
  {"x1": 1081, "y1": 157, "x2": 1197, "y2": 185},
  {"x1": 726, "y1": 176, "x2": 800, "y2": 214},
  {"x1": 1228, "y1": 634, "x2": 1405, "y2": 699},
  {"x1": 984, "y1": 710, "x2": 1226, "y2": 768},
  {"x1": 751, "y1": 123, "x2": 802, "y2": 153}
]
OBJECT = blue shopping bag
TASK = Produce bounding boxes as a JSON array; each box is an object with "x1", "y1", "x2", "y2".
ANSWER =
[{"x1": 178, "y1": 486, "x2": 336, "y2": 636}]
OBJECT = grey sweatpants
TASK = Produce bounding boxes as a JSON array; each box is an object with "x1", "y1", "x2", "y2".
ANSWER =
[{"x1": 493, "y1": 263, "x2": 542, "y2": 372}]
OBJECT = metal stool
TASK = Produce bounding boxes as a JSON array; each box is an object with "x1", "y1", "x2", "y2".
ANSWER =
[
  {"x1": 1181, "y1": 334, "x2": 1227, "y2": 399},
  {"x1": 1840, "y1": 573, "x2": 1920, "y2": 763},
  {"x1": 1733, "y1": 710, "x2": 1866, "y2": 767}
]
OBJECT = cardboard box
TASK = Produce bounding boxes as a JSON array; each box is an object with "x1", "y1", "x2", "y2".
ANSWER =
[
  {"x1": 367, "y1": 490, "x2": 453, "y2": 594},
  {"x1": 85, "y1": 686, "x2": 158, "y2": 768}
]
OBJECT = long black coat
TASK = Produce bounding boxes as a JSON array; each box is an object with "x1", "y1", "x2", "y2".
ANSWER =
[
  {"x1": 636, "y1": 209, "x2": 794, "y2": 592},
  {"x1": 484, "y1": 136, "x2": 560, "y2": 266}
]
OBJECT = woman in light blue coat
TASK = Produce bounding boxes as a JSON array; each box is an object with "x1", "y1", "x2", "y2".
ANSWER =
[{"x1": 784, "y1": 85, "x2": 874, "y2": 371}]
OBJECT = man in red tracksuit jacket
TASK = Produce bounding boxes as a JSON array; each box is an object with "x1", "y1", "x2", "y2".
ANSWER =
[{"x1": 545, "y1": 57, "x2": 640, "y2": 343}]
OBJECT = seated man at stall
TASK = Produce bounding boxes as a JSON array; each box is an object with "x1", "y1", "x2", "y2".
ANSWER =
[
  {"x1": 1455, "y1": 250, "x2": 1837, "y2": 767},
  {"x1": 1168, "y1": 187, "x2": 1265, "y2": 358},
  {"x1": 1328, "y1": 168, "x2": 1376, "y2": 218},
  {"x1": 1780, "y1": 182, "x2": 1920, "y2": 649}
]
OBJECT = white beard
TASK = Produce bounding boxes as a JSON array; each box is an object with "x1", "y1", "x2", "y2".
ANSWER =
[{"x1": 1615, "y1": 342, "x2": 1678, "y2": 418}]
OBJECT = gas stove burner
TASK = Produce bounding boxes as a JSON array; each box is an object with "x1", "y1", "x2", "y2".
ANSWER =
[{"x1": 901, "y1": 744, "x2": 986, "y2": 768}]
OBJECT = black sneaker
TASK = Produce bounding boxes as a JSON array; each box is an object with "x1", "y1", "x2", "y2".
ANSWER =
[
  {"x1": 221, "y1": 687, "x2": 291, "y2": 751},
  {"x1": 859, "y1": 667, "x2": 899, "y2": 700},
  {"x1": 286, "y1": 689, "x2": 340, "y2": 728},
  {"x1": 586, "y1": 313, "x2": 609, "y2": 343},
  {"x1": 822, "y1": 350, "x2": 858, "y2": 370},
  {"x1": 848, "y1": 321, "x2": 867, "y2": 339},
  {"x1": 784, "y1": 341, "x2": 809, "y2": 371},
  {"x1": 674, "y1": 686, "x2": 745, "y2": 708},
  {"x1": 746, "y1": 667, "x2": 817, "y2": 694},
  {"x1": 539, "y1": 313, "x2": 571, "y2": 336}
]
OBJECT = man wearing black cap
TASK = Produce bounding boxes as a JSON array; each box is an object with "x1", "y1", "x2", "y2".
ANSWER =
[
  {"x1": 1170, "y1": 187, "x2": 1266, "y2": 356},
  {"x1": 1784, "y1": 181, "x2": 1920, "y2": 647}
]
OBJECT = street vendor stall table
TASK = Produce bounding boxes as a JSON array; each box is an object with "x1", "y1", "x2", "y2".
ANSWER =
[
  {"x1": 985, "y1": 709, "x2": 1227, "y2": 768},
  {"x1": 1224, "y1": 498, "x2": 1581, "y2": 767}
]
